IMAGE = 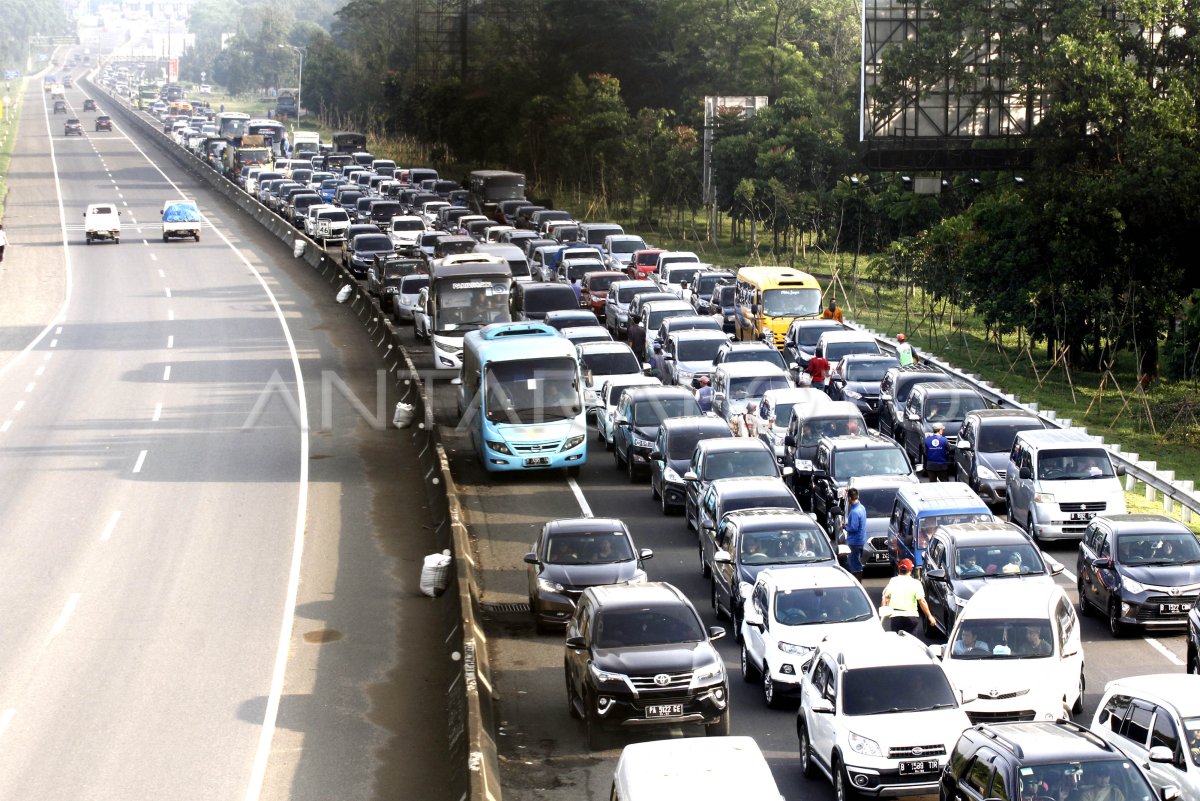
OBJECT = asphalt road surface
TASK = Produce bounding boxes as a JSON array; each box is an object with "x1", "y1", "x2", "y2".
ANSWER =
[{"x1": 0, "y1": 52, "x2": 455, "y2": 801}]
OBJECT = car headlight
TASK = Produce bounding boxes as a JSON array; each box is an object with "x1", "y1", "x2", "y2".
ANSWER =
[
  {"x1": 848, "y1": 731, "x2": 882, "y2": 757},
  {"x1": 777, "y1": 641, "x2": 815, "y2": 658},
  {"x1": 537, "y1": 577, "x2": 565, "y2": 593},
  {"x1": 485, "y1": 439, "x2": 512, "y2": 455},
  {"x1": 691, "y1": 662, "x2": 724, "y2": 686},
  {"x1": 976, "y1": 464, "x2": 999, "y2": 481},
  {"x1": 590, "y1": 664, "x2": 629, "y2": 685},
  {"x1": 843, "y1": 388, "x2": 863, "y2": 400},
  {"x1": 1033, "y1": 492, "x2": 1056, "y2": 503},
  {"x1": 562, "y1": 434, "x2": 585, "y2": 450},
  {"x1": 1121, "y1": 576, "x2": 1146, "y2": 594},
  {"x1": 954, "y1": 595, "x2": 970, "y2": 608},
  {"x1": 663, "y1": 466, "x2": 682, "y2": 483},
  {"x1": 633, "y1": 437, "x2": 654, "y2": 449}
]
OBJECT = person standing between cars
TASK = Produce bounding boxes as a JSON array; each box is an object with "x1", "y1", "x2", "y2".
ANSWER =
[
  {"x1": 0, "y1": 223, "x2": 7, "y2": 263},
  {"x1": 896, "y1": 333, "x2": 916, "y2": 366},
  {"x1": 923, "y1": 422, "x2": 949, "y2": 481},
  {"x1": 694, "y1": 375, "x2": 713, "y2": 413},
  {"x1": 807, "y1": 352, "x2": 831, "y2": 391},
  {"x1": 627, "y1": 315, "x2": 646, "y2": 356},
  {"x1": 822, "y1": 298, "x2": 844, "y2": 323},
  {"x1": 881, "y1": 558, "x2": 937, "y2": 633},
  {"x1": 571, "y1": 277, "x2": 583, "y2": 304},
  {"x1": 731, "y1": 400, "x2": 758, "y2": 438},
  {"x1": 844, "y1": 487, "x2": 867, "y2": 581}
]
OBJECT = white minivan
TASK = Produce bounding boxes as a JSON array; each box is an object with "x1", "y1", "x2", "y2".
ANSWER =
[
  {"x1": 83, "y1": 203, "x2": 121, "y2": 244},
  {"x1": 1006, "y1": 428, "x2": 1127, "y2": 541},
  {"x1": 611, "y1": 736, "x2": 783, "y2": 801}
]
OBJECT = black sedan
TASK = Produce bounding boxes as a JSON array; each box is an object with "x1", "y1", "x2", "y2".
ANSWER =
[
  {"x1": 345, "y1": 233, "x2": 395, "y2": 279},
  {"x1": 523, "y1": 518, "x2": 652, "y2": 632},
  {"x1": 1078, "y1": 514, "x2": 1200, "y2": 636},
  {"x1": 83, "y1": 98, "x2": 97, "y2": 111},
  {"x1": 827, "y1": 353, "x2": 899, "y2": 426}
]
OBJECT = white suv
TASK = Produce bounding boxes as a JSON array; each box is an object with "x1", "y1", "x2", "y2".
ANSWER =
[
  {"x1": 796, "y1": 630, "x2": 971, "y2": 799},
  {"x1": 740, "y1": 566, "x2": 881, "y2": 709}
]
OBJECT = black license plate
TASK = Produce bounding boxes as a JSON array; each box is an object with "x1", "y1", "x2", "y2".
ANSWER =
[
  {"x1": 1070, "y1": 511, "x2": 1097, "y2": 521},
  {"x1": 645, "y1": 703, "x2": 684, "y2": 718},
  {"x1": 523, "y1": 457, "x2": 550, "y2": 466},
  {"x1": 1159, "y1": 603, "x2": 1191, "y2": 614},
  {"x1": 899, "y1": 759, "x2": 940, "y2": 775},
  {"x1": 871, "y1": 552, "x2": 890, "y2": 562}
]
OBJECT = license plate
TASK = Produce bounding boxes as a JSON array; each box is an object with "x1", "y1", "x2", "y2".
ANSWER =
[
  {"x1": 871, "y1": 552, "x2": 890, "y2": 562},
  {"x1": 1070, "y1": 511, "x2": 1097, "y2": 521},
  {"x1": 796, "y1": 459, "x2": 814, "y2": 472},
  {"x1": 645, "y1": 703, "x2": 684, "y2": 718},
  {"x1": 899, "y1": 760, "x2": 940, "y2": 775},
  {"x1": 523, "y1": 457, "x2": 549, "y2": 466},
  {"x1": 1159, "y1": 603, "x2": 1191, "y2": 614}
]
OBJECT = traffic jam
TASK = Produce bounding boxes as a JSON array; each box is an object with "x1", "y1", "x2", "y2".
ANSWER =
[{"x1": 112, "y1": 74, "x2": 1200, "y2": 801}]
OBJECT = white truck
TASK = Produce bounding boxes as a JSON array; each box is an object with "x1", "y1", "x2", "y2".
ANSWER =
[
  {"x1": 161, "y1": 200, "x2": 202, "y2": 242},
  {"x1": 84, "y1": 203, "x2": 121, "y2": 244}
]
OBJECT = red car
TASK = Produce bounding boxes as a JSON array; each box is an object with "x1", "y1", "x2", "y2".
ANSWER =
[
  {"x1": 580, "y1": 270, "x2": 626, "y2": 318},
  {"x1": 625, "y1": 248, "x2": 665, "y2": 280},
  {"x1": 95, "y1": 115, "x2": 113, "y2": 132}
]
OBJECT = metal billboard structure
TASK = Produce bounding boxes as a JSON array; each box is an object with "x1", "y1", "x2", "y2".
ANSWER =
[{"x1": 859, "y1": 0, "x2": 1048, "y2": 171}]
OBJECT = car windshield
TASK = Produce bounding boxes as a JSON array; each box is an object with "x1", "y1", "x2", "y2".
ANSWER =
[
  {"x1": 484, "y1": 358, "x2": 580, "y2": 424},
  {"x1": 1015, "y1": 761, "x2": 1156, "y2": 801},
  {"x1": 796, "y1": 416, "x2": 861, "y2": 447},
  {"x1": 617, "y1": 285, "x2": 656, "y2": 303},
  {"x1": 526, "y1": 287, "x2": 578, "y2": 313},
  {"x1": 773, "y1": 585, "x2": 872, "y2": 624},
  {"x1": 566, "y1": 261, "x2": 603, "y2": 282},
  {"x1": 739, "y1": 528, "x2": 834, "y2": 565},
  {"x1": 595, "y1": 605, "x2": 705, "y2": 648},
  {"x1": 606, "y1": 383, "x2": 641, "y2": 407},
  {"x1": 723, "y1": 348, "x2": 788, "y2": 371},
  {"x1": 677, "y1": 339, "x2": 725, "y2": 362},
  {"x1": 663, "y1": 429, "x2": 718, "y2": 460},
  {"x1": 727, "y1": 374, "x2": 791, "y2": 402},
  {"x1": 857, "y1": 487, "x2": 902, "y2": 516},
  {"x1": 844, "y1": 358, "x2": 897, "y2": 383},
  {"x1": 581, "y1": 350, "x2": 640, "y2": 376},
  {"x1": 704, "y1": 450, "x2": 778, "y2": 480},
  {"x1": 923, "y1": 393, "x2": 988, "y2": 423},
  {"x1": 949, "y1": 619, "x2": 1054, "y2": 659},
  {"x1": 695, "y1": 275, "x2": 731, "y2": 296},
  {"x1": 631, "y1": 397, "x2": 701, "y2": 427},
  {"x1": 976, "y1": 420, "x2": 1044, "y2": 452},
  {"x1": 544, "y1": 532, "x2": 634, "y2": 565},
  {"x1": 762, "y1": 288, "x2": 821, "y2": 318},
  {"x1": 1116, "y1": 532, "x2": 1200, "y2": 565},
  {"x1": 392, "y1": 219, "x2": 423, "y2": 231},
  {"x1": 716, "y1": 286, "x2": 736, "y2": 305},
  {"x1": 953, "y1": 542, "x2": 1045, "y2": 578},
  {"x1": 354, "y1": 235, "x2": 392, "y2": 252},
  {"x1": 826, "y1": 341, "x2": 879, "y2": 362},
  {"x1": 1037, "y1": 448, "x2": 1117, "y2": 480},
  {"x1": 832, "y1": 448, "x2": 911, "y2": 480},
  {"x1": 842, "y1": 665, "x2": 957, "y2": 715},
  {"x1": 664, "y1": 267, "x2": 699, "y2": 286},
  {"x1": 610, "y1": 239, "x2": 645, "y2": 254},
  {"x1": 401, "y1": 276, "x2": 429, "y2": 293},
  {"x1": 645, "y1": 307, "x2": 692, "y2": 331},
  {"x1": 588, "y1": 274, "x2": 619, "y2": 291},
  {"x1": 319, "y1": 210, "x2": 350, "y2": 222}
]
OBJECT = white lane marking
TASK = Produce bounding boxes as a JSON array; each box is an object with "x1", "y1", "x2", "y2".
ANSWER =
[
  {"x1": 35, "y1": 366, "x2": 45, "y2": 376},
  {"x1": 55, "y1": 327, "x2": 62, "y2": 334},
  {"x1": 43, "y1": 353, "x2": 52, "y2": 362},
  {"x1": 100, "y1": 511, "x2": 122, "y2": 541},
  {"x1": 24, "y1": 383, "x2": 35, "y2": 393},
  {"x1": 152, "y1": 402, "x2": 162, "y2": 421},
  {"x1": 167, "y1": 309, "x2": 175, "y2": 320},
  {"x1": 150, "y1": 253, "x2": 158, "y2": 262},
  {"x1": 130, "y1": 217, "x2": 137, "y2": 225},
  {"x1": 0, "y1": 421, "x2": 11, "y2": 433},
  {"x1": 132, "y1": 450, "x2": 148, "y2": 473},
  {"x1": 48, "y1": 594, "x2": 81, "y2": 640},
  {"x1": 122, "y1": 201, "x2": 127, "y2": 206},
  {"x1": 114, "y1": 185, "x2": 120, "y2": 191},
  {"x1": 50, "y1": 339, "x2": 58, "y2": 348},
  {"x1": 13, "y1": 401, "x2": 24, "y2": 412},
  {"x1": 162, "y1": 366, "x2": 171, "y2": 381},
  {"x1": 157, "y1": 268, "x2": 164, "y2": 277},
  {"x1": 167, "y1": 336, "x2": 174, "y2": 349},
  {"x1": 164, "y1": 288, "x2": 172, "y2": 298},
  {"x1": 568, "y1": 478, "x2": 594, "y2": 518},
  {"x1": 1146, "y1": 637, "x2": 1186, "y2": 667},
  {"x1": 0, "y1": 708, "x2": 13, "y2": 738}
]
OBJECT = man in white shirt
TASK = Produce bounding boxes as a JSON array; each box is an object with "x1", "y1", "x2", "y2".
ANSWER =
[{"x1": 0, "y1": 223, "x2": 8, "y2": 262}]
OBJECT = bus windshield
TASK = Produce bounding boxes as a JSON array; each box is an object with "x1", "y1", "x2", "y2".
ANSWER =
[
  {"x1": 485, "y1": 357, "x2": 581, "y2": 424},
  {"x1": 434, "y1": 280, "x2": 510, "y2": 333},
  {"x1": 763, "y1": 288, "x2": 821, "y2": 318}
]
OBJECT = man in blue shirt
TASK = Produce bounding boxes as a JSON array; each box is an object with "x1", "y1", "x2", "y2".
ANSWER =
[
  {"x1": 693, "y1": 376, "x2": 713, "y2": 412},
  {"x1": 923, "y1": 422, "x2": 949, "y2": 482},
  {"x1": 844, "y1": 487, "x2": 868, "y2": 580}
]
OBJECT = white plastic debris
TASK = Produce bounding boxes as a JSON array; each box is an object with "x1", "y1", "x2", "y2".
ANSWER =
[
  {"x1": 393, "y1": 401, "x2": 415, "y2": 429},
  {"x1": 420, "y1": 549, "x2": 452, "y2": 597},
  {"x1": 293, "y1": 239, "x2": 306, "y2": 258},
  {"x1": 336, "y1": 284, "x2": 353, "y2": 303}
]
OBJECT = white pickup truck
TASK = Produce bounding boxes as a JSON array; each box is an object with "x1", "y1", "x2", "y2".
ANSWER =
[{"x1": 161, "y1": 200, "x2": 202, "y2": 242}]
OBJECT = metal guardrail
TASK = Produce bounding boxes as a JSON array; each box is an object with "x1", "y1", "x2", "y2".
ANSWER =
[{"x1": 856, "y1": 325, "x2": 1200, "y2": 523}]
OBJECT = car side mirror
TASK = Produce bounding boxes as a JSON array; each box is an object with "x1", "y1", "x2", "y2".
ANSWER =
[
  {"x1": 639, "y1": 548, "x2": 654, "y2": 561},
  {"x1": 1158, "y1": 786, "x2": 1180, "y2": 801},
  {"x1": 649, "y1": 448, "x2": 662, "y2": 461},
  {"x1": 565, "y1": 636, "x2": 586, "y2": 650},
  {"x1": 1019, "y1": 466, "x2": 1033, "y2": 480},
  {"x1": 614, "y1": 416, "x2": 628, "y2": 427},
  {"x1": 1092, "y1": 557, "x2": 1111, "y2": 569},
  {"x1": 707, "y1": 626, "x2": 726, "y2": 641},
  {"x1": 810, "y1": 697, "x2": 834, "y2": 714},
  {"x1": 956, "y1": 440, "x2": 972, "y2": 451},
  {"x1": 683, "y1": 470, "x2": 698, "y2": 482},
  {"x1": 714, "y1": 392, "x2": 725, "y2": 402},
  {"x1": 925, "y1": 567, "x2": 946, "y2": 581},
  {"x1": 522, "y1": 552, "x2": 539, "y2": 565},
  {"x1": 1116, "y1": 464, "x2": 1126, "y2": 477},
  {"x1": 906, "y1": 411, "x2": 921, "y2": 421},
  {"x1": 1049, "y1": 562, "x2": 1065, "y2": 576},
  {"x1": 713, "y1": 549, "x2": 733, "y2": 564},
  {"x1": 751, "y1": 304, "x2": 760, "y2": 315}
]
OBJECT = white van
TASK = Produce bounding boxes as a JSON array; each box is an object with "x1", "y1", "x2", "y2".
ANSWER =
[
  {"x1": 1006, "y1": 428, "x2": 1127, "y2": 541},
  {"x1": 611, "y1": 736, "x2": 783, "y2": 801},
  {"x1": 935, "y1": 582, "x2": 1085, "y2": 722},
  {"x1": 83, "y1": 203, "x2": 121, "y2": 244}
]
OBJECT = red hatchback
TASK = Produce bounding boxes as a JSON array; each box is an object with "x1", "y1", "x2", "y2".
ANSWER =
[
  {"x1": 625, "y1": 248, "x2": 665, "y2": 280},
  {"x1": 580, "y1": 270, "x2": 626, "y2": 318}
]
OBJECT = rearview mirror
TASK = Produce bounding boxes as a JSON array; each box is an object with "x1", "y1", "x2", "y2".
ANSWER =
[
  {"x1": 956, "y1": 439, "x2": 972, "y2": 451},
  {"x1": 707, "y1": 626, "x2": 726, "y2": 641},
  {"x1": 522, "y1": 552, "x2": 539, "y2": 565},
  {"x1": 565, "y1": 636, "x2": 586, "y2": 650}
]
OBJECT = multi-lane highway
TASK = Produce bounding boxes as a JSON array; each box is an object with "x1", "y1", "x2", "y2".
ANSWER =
[{"x1": 0, "y1": 59, "x2": 455, "y2": 801}]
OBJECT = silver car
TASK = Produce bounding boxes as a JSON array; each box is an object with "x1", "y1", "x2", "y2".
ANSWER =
[{"x1": 391, "y1": 274, "x2": 429, "y2": 323}]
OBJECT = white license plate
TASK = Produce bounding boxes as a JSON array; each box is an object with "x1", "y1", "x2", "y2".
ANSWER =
[
  {"x1": 1159, "y1": 603, "x2": 1191, "y2": 614},
  {"x1": 523, "y1": 457, "x2": 550, "y2": 466},
  {"x1": 1070, "y1": 511, "x2": 1097, "y2": 521},
  {"x1": 898, "y1": 759, "x2": 940, "y2": 775},
  {"x1": 645, "y1": 703, "x2": 684, "y2": 718},
  {"x1": 796, "y1": 459, "x2": 814, "y2": 472},
  {"x1": 871, "y1": 552, "x2": 890, "y2": 562}
]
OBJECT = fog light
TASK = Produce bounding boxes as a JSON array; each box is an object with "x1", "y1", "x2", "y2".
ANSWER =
[
  {"x1": 1121, "y1": 602, "x2": 1131, "y2": 617},
  {"x1": 596, "y1": 696, "x2": 613, "y2": 715},
  {"x1": 565, "y1": 454, "x2": 583, "y2": 461},
  {"x1": 853, "y1": 774, "x2": 869, "y2": 787},
  {"x1": 713, "y1": 687, "x2": 725, "y2": 702}
]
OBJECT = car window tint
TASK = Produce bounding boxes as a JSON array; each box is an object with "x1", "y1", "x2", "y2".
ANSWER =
[
  {"x1": 1122, "y1": 703, "x2": 1154, "y2": 746},
  {"x1": 1150, "y1": 708, "x2": 1180, "y2": 754}
]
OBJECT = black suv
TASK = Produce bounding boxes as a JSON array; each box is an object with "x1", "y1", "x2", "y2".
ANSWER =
[
  {"x1": 781, "y1": 402, "x2": 867, "y2": 508},
  {"x1": 878, "y1": 364, "x2": 946, "y2": 442},
  {"x1": 953, "y1": 409, "x2": 1046, "y2": 506},
  {"x1": 64, "y1": 117, "x2": 83, "y2": 136},
  {"x1": 564, "y1": 582, "x2": 729, "y2": 749},
  {"x1": 782, "y1": 318, "x2": 848, "y2": 380},
  {"x1": 611, "y1": 386, "x2": 702, "y2": 481},
  {"x1": 899, "y1": 381, "x2": 989, "y2": 467},
  {"x1": 939, "y1": 720, "x2": 1172, "y2": 801},
  {"x1": 809, "y1": 433, "x2": 915, "y2": 526},
  {"x1": 649, "y1": 416, "x2": 731, "y2": 515},
  {"x1": 828, "y1": 353, "x2": 900, "y2": 426}
]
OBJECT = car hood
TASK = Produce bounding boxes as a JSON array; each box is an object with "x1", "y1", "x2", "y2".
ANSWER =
[
  {"x1": 977, "y1": 451, "x2": 1009, "y2": 473},
  {"x1": 1035, "y1": 479, "x2": 1126, "y2": 506},
  {"x1": 542, "y1": 561, "x2": 640, "y2": 588},
  {"x1": 738, "y1": 559, "x2": 833, "y2": 586},
  {"x1": 667, "y1": 457, "x2": 691, "y2": 475},
  {"x1": 1120, "y1": 563, "x2": 1200, "y2": 588},
  {"x1": 776, "y1": 617, "x2": 881, "y2": 648},
  {"x1": 946, "y1": 659, "x2": 1063, "y2": 703},
  {"x1": 865, "y1": 519, "x2": 890, "y2": 536},
  {"x1": 677, "y1": 359, "x2": 716, "y2": 373},
  {"x1": 593, "y1": 641, "x2": 719, "y2": 674},
  {"x1": 845, "y1": 708, "x2": 971, "y2": 752},
  {"x1": 845, "y1": 380, "x2": 881, "y2": 397},
  {"x1": 949, "y1": 572, "x2": 1055, "y2": 603}
]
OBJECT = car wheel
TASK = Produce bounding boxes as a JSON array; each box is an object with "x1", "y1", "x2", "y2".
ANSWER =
[
  {"x1": 1077, "y1": 577, "x2": 1092, "y2": 617},
  {"x1": 1108, "y1": 599, "x2": 1125, "y2": 637},
  {"x1": 626, "y1": 452, "x2": 638, "y2": 483},
  {"x1": 834, "y1": 756, "x2": 860, "y2": 801},
  {"x1": 762, "y1": 668, "x2": 782, "y2": 709},
  {"x1": 798, "y1": 725, "x2": 818, "y2": 779},
  {"x1": 704, "y1": 712, "x2": 730, "y2": 737},
  {"x1": 740, "y1": 644, "x2": 758, "y2": 682},
  {"x1": 114, "y1": 238, "x2": 119, "y2": 244},
  {"x1": 565, "y1": 677, "x2": 581, "y2": 719},
  {"x1": 1027, "y1": 515, "x2": 1037, "y2": 540},
  {"x1": 1072, "y1": 670, "x2": 1085, "y2": 715},
  {"x1": 699, "y1": 543, "x2": 710, "y2": 578}
]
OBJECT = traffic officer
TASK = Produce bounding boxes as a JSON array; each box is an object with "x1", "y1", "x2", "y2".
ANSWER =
[{"x1": 923, "y1": 422, "x2": 949, "y2": 481}]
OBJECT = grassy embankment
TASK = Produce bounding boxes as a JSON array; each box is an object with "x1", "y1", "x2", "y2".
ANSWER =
[{"x1": 0, "y1": 79, "x2": 27, "y2": 219}]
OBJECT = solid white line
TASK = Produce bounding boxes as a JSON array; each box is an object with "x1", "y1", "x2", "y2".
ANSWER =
[
  {"x1": 48, "y1": 594, "x2": 81, "y2": 640},
  {"x1": 167, "y1": 335, "x2": 174, "y2": 349},
  {"x1": 152, "y1": 402, "x2": 162, "y2": 421},
  {"x1": 0, "y1": 421, "x2": 11, "y2": 433},
  {"x1": 100, "y1": 511, "x2": 122, "y2": 541},
  {"x1": 132, "y1": 450, "x2": 148, "y2": 473},
  {"x1": 162, "y1": 366, "x2": 171, "y2": 381},
  {"x1": 164, "y1": 287, "x2": 171, "y2": 298},
  {"x1": 568, "y1": 477, "x2": 594, "y2": 518},
  {"x1": 1146, "y1": 637, "x2": 1186, "y2": 667},
  {"x1": 0, "y1": 708, "x2": 13, "y2": 738}
]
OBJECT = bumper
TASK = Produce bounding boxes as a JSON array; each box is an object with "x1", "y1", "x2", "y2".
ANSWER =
[
  {"x1": 662, "y1": 480, "x2": 686, "y2": 508},
  {"x1": 862, "y1": 538, "x2": 892, "y2": 568},
  {"x1": 590, "y1": 685, "x2": 728, "y2": 729},
  {"x1": 974, "y1": 478, "x2": 1007, "y2": 504},
  {"x1": 1116, "y1": 594, "x2": 1197, "y2": 628},
  {"x1": 842, "y1": 761, "x2": 947, "y2": 797},
  {"x1": 482, "y1": 445, "x2": 586, "y2": 472}
]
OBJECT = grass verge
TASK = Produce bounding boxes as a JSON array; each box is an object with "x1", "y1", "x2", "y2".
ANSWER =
[{"x1": 0, "y1": 79, "x2": 27, "y2": 219}]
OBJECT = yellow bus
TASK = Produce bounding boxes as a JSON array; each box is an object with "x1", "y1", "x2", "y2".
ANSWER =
[{"x1": 734, "y1": 266, "x2": 823, "y2": 348}]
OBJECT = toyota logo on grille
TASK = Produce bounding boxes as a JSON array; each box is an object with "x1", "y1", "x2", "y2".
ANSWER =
[
  {"x1": 911, "y1": 746, "x2": 924, "y2": 757},
  {"x1": 1169, "y1": 587, "x2": 1181, "y2": 596},
  {"x1": 653, "y1": 673, "x2": 670, "y2": 687}
]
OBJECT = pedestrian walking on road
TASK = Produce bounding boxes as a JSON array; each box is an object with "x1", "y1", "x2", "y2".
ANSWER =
[
  {"x1": 806, "y1": 353, "x2": 831, "y2": 391},
  {"x1": 822, "y1": 298, "x2": 844, "y2": 323},
  {"x1": 627, "y1": 316, "x2": 646, "y2": 357},
  {"x1": 694, "y1": 376, "x2": 713, "y2": 413},
  {"x1": 923, "y1": 422, "x2": 949, "y2": 481},
  {"x1": 0, "y1": 224, "x2": 7, "y2": 263},
  {"x1": 731, "y1": 401, "x2": 758, "y2": 438},
  {"x1": 844, "y1": 487, "x2": 867, "y2": 581},
  {"x1": 881, "y1": 558, "x2": 937, "y2": 634},
  {"x1": 896, "y1": 333, "x2": 916, "y2": 366}
]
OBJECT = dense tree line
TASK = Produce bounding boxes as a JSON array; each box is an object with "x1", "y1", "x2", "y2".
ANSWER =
[
  {"x1": 184, "y1": 0, "x2": 1200, "y2": 377},
  {"x1": 0, "y1": 0, "x2": 70, "y2": 70}
]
